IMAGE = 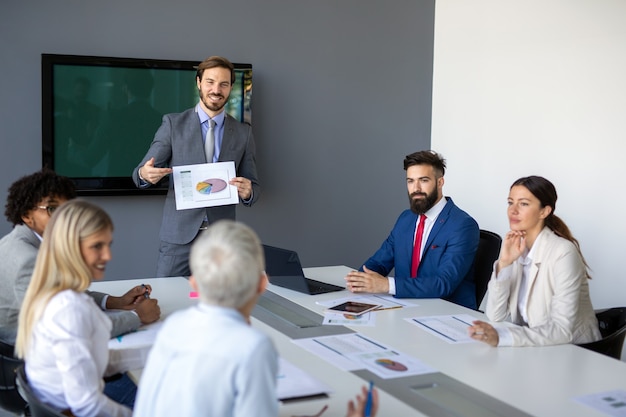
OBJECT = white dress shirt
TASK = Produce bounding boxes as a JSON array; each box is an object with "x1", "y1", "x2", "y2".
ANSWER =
[{"x1": 492, "y1": 245, "x2": 534, "y2": 346}]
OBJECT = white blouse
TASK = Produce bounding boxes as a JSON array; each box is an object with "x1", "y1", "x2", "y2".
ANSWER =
[{"x1": 25, "y1": 290, "x2": 148, "y2": 417}]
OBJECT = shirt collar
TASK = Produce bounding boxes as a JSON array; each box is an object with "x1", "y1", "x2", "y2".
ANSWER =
[
  {"x1": 196, "y1": 302, "x2": 247, "y2": 324},
  {"x1": 196, "y1": 103, "x2": 226, "y2": 127},
  {"x1": 423, "y1": 196, "x2": 448, "y2": 220},
  {"x1": 31, "y1": 228, "x2": 43, "y2": 242},
  {"x1": 517, "y1": 226, "x2": 548, "y2": 266},
  {"x1": 518, "y1": 247, "x2": 533, "y2": 266}
]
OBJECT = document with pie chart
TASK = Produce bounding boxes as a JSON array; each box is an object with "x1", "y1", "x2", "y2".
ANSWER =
[{"x1": 172, "y1": 161, "x2": 239, "y2": 210}]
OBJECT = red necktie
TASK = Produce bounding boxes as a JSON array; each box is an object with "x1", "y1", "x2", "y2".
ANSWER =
[{"x1": 411, "y1": 215, "x2": 427, "y2": 277}]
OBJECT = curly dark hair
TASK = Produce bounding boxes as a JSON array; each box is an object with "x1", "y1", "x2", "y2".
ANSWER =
[{"x1": 4, "y1": 169, "x2": 76, "y2": 226}]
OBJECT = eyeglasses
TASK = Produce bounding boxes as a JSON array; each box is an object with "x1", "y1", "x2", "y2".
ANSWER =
[{"x1": 37, "y1": 205, "x2": 59, "y2": 216}]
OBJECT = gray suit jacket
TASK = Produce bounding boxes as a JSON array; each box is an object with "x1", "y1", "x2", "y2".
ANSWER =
[
  {"x1": 132, "y1": 109, "x2": 260, "y2": 245},
  {"x1": 0, "y1": 224, "x2": 140, "y2": 338}
]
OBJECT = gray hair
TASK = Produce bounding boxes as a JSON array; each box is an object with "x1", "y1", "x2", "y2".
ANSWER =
[{"x1": 189, "y1": 220, "x2": 264, "y2": 309}]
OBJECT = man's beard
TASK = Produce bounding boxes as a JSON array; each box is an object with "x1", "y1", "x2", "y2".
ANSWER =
[
  {"x1": 408, "y1": 189, "x2": 439, "y2": 214},
  {"x1": 200, "y1": 92, "x2": 228, "y2": 113}
]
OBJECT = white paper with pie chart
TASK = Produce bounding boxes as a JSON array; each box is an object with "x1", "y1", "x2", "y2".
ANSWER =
[
  {"x1": 172, "y1": 161, "x2": 239, "y2": 210},
  {"x1": 195, "y1": 178, "x2": 227, "y2": 195}
]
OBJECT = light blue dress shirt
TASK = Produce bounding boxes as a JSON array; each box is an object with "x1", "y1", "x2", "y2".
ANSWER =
[
  {"x1": 197, "y1": 103, "x2": 226, "y2": 163},
  {"x1": 134, "y1": 303, "x2": 279, "y2": 417}
]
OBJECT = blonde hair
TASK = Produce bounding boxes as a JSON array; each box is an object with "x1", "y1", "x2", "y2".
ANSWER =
[
  {"x1": 15, "y1": 200, "x2": 113, "y2": 358},
  {"x1": 189, "y1": 220, "x2": 264, "y2": 309}
]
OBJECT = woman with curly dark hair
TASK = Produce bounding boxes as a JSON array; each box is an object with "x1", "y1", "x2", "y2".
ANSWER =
[{"x1": 0, "y1": 169, "x2": 159, "y2": 337}]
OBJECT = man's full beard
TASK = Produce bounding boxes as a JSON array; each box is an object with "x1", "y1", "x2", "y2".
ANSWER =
[{"x1": 408, "y1": 189, "x2": 439, "y2": 214}]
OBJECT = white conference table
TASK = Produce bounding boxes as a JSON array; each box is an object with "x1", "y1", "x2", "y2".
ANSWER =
[{"x1": 92, "y1": 266, "x2": 626, "y2": 417}]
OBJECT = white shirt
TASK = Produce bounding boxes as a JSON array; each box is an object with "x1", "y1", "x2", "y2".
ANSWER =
[
  {"x1": 389, "y1": 197, "x2": 448, "y2": 295},
  {"x1": 493, "y1": 245, "x2": 536, "y2": 346},
  {"x1": 134, "y1": 303, "x2": 279, "y2": 417},
  {"x1": 25, "y1": 290, "x2": 148, "y2": 417},
  {"x1": 516, "y1": 245, "x2": 536, "y2": 324}
]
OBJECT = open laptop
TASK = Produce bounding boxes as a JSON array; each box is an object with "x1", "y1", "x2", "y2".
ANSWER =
[{"x1": 263, "y1": 245, "x2": 344, "y2": 295}]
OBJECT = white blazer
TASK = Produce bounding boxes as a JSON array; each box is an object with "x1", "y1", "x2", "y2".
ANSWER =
[{"x1": 486, "y1": 227, "x2": 601, "y2": 347}]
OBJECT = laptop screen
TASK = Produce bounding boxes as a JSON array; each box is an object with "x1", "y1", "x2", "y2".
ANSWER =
[{"x1": 263, "y1": 245, "x2": 305, "y2": 277}]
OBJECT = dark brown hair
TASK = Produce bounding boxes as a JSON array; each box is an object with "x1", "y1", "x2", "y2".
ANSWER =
[
  {"x1": 512, "y1": 175, "x2": 591, "y2": 277},
  {"x1": 195, "y1": 56, "x2": 235, "y2": 85},
  {"x1": 403, "y1": 150, "x2": 446, "y2": 178}
]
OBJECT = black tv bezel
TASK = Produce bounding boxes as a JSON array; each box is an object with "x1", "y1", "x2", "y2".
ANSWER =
[{"x1": 41, "y1": 53, "x2": 252, "y2": 196}]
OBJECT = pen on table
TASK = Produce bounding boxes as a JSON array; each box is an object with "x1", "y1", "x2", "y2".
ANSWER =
[
  {"x1": 141, "y1": 284, "x2": 150, "y2": 299},
  {"x1": 365, "y1": 380, "x2": 374, "y2": 417},
  {"x1": 374, "y1": 305, "x2": 402, "y2": 312}
]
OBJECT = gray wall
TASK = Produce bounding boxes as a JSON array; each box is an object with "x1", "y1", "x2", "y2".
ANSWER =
[{"x1": 0, "y1": 0, "x2": 435, "y2": 280}]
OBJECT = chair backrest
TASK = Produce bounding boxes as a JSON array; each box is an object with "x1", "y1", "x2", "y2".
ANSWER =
[
  {"x1": 577, "y1": 307, "x2": 626, "y2": 360},
  {"x1": 474, "y1": 230, "x2": 502, "y2": 309},
  {"x1": 15, "y1": 364, "x2": 67, "y2": 417},
  {"x1": 0, "y1": 339, "x2": 28, "y2": 415}
]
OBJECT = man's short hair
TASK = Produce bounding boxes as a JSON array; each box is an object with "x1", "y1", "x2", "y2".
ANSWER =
[
  {"x1": 195, "y1": 56, "x2": 235, "y2": 85},
  {"x1": 189, "y1": 220, "x2": 264, "y2": 309},
  {"x1": 403, "y1": 150, "x2": 447, "y2": 178},
  {"x1": 4, "y1": 169, "x2": 76, "y2": 226}
]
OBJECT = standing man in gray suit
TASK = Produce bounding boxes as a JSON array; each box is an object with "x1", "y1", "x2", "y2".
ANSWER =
[
  {"x1": 132, "y1": 56, "x2": 260, "y2": 278},
  {"x1": 0, "y1": 170, "x2": 161, "y2": 341}
]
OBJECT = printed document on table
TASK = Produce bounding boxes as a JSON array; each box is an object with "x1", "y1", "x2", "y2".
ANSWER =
[
  {"x1": 292, "y1": 333, "x2": 378, "y2": 371},
  {"x1": 405, "y1": 314, "x2": 481, "y2": 344},
  {"x1": 350, "y1": 349, "x2": 436, "y2": 379},
  {"x1": 108, "y1": 320, "x2": 164, "y2": 349},
  {"x1": 323, "y1": 311, "x2": 377, "y2": 326},
  {"x1": 172, "y1": 161, "x2": 238, "y2": 210},
  {"x1": 276, "y1": 357, "x2": 332, "y2": 401},
  {"x1": 574, "y1": 390, "x2": 626, "y2": 417},
  {"x1": 292, "y1": 333, "x2": 436, "y2": 379}
]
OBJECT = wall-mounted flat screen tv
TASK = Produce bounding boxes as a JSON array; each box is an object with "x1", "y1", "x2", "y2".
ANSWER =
[{"x1": 41, "y1": 53, "x2": 253, "y2": 195}]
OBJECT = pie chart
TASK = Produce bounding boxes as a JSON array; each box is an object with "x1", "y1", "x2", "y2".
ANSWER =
[
  {"x1": 196, "y1": 178, "x2": 227, "y2": 195},
  {"x1": 375, "y1": 358, "x2": 408, "y2": 372}
]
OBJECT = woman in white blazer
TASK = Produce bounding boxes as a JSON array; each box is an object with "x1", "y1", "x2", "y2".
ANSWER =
[{"x1": 469, "y1": 176, "x2": 601, "y2": 347}]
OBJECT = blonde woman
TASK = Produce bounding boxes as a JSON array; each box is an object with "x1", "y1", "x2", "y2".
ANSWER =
[{"x1": 16, "y1": 200, "x2": 148, "y2": 417}]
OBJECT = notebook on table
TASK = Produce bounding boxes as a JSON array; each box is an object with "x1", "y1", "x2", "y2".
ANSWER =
[{"x1": 262, "y1": 245, "x2": 344, "y2": 295}]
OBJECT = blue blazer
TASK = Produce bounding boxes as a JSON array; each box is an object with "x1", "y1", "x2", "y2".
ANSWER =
[{"x1": 362, "y1": 197, "x2": 479, "y2": 309}]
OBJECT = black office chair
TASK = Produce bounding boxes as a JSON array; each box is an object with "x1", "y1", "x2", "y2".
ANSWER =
[
  {"x1": 473, "y1": 229, "x2": 502, "y2": 309},
  {"x1": 15, "y1": 364, "x2": 66, "y2": 417},
  {"x1": 0, "y1": 338, "x2": 28, "y2": 416},
  {"x1": 577, "y1": 307, "x2": 626, "y2": 360}
]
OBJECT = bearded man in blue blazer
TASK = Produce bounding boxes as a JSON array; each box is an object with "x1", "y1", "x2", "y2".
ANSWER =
[
  {"x1": 345, "y1": 150, "x2": 479, "y2": 309},
  {"x1": 132, "y1": 56, "x2": 259, "y2": 278}
]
